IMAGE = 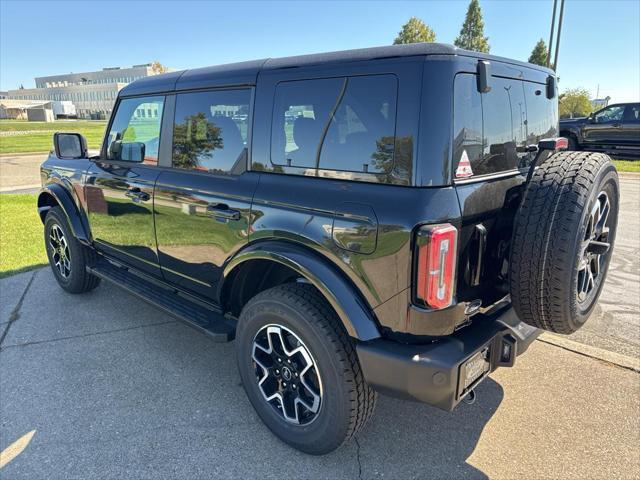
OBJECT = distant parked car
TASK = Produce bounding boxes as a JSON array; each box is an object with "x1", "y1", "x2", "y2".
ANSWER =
[{"x1": 560, "y1": 102, "x2": 640, "y2": 157}]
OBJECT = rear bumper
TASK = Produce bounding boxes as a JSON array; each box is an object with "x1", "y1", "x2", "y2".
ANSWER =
[{"x1": 356, "y1": 307, "x2": 540, "y2": 411}]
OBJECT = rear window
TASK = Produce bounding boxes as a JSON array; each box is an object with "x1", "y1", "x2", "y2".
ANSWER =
[
  {"x1": 269, "y1": 74, "x2": 399, "y2": 175},
  {"x1": 453, "y1": 73, "x2": 557, "y2": 178}
]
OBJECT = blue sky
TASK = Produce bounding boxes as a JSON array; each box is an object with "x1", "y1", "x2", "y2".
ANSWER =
[{"x1": 1, "y1": 0, "x2": 638, "y2": 102}]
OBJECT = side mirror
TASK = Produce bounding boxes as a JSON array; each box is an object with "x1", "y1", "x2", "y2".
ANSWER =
[
  {"x1": 109, "y1": 140, "x2": 145, "y2": 162},
  {"x1": 54, "y1": 132, "x2": 88, "y2": 159},
  {"x1": 588, "y1": 112, "x2": 596, "y2": 123}
]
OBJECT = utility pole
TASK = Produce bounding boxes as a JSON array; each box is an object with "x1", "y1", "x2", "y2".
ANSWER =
[{"x1": 547, "y1": 0, "x2": 566, "y2": 71}]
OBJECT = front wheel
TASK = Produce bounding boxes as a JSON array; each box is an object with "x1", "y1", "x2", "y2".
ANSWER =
[
  {"x1": 44, "y1": 207, "x2": 100, "y2": 294},
  {"x1": 235, "y1": 283, "x2": 376, "y2": 455}
]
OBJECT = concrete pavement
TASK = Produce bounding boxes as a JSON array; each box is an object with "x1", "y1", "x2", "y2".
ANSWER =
[
  {"x1": 0, "y1": 153, "x2": 46, "y2": 193},
  {"x1": 1, "y1": 268, "x2": 639, "y2": 479}
]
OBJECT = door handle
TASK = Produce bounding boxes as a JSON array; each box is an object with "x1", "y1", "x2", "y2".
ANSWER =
[
  {"x1": 612, "y1": 123, "x2": 621, "y2": 128},
  {"x1": 125, "y1": 187, "x2": 150, "y2": 202},
  {"x1": 206, "y1": 203, "x2": 241, "y2": 221}
]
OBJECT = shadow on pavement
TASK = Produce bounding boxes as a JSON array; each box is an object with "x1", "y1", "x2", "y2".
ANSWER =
[{"x1": 357, "y1": 378, "x2": 503, "y2": 479}]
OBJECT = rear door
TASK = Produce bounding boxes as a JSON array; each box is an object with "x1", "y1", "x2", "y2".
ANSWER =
[
  {"x1": 621, "y1": 104, "x2": 640, "y2": 145},
  {"x1": 583, "y1": 104, "x2": 626, "y2": 145},
  {"x1": 85, "y1": 95, "x2": 166, "y2": 276},
  {"x1": 452, "y1": 70, "x2": 558, "y2": 308},
  {"x1": 153, "y1": 88, "x2": 258, "y2": 300}
]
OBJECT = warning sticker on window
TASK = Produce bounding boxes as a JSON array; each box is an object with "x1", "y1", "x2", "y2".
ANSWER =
[{"x1": 455, "y1": 149, "x2": 474, "y2": 178}]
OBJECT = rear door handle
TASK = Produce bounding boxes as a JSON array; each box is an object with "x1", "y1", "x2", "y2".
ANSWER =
[
  {"x1": 206, "y1": 203, "x2": 241, "y2": 221},
  {"x1": 125, "y1": 187, "x2": 150, "y2": 202}
]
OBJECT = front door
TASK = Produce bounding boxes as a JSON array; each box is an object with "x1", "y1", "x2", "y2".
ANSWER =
[
  {"x1": 85, "y1": 95, "x2": 166, "y2": 276},
  {"x1": 153, "y1": 88, "x2": 258, "y2": 300},
  {"x1": 583, "y1": 104, "x2": 626, "y2": 146}
]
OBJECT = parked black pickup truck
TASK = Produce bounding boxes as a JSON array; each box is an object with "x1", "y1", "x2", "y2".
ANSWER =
[
  {"x1": 560, "y1": 102, "x2": 640, "y2": 156},
  {"x1": 39, "y1": 43, "x2": 619, "y2": 455}
]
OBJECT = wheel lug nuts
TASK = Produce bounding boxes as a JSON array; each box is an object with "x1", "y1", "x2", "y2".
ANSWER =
[
  {"x1": 275, "y1": 369, "x2": 279, "y2": 374},
  {"x1": 295, "y1": 372, "x2": 298, "y2": 377},
  {"x1": 292, "y1": 384, "x2": 297, "y2": 389},
  {"x1": 283, "y1": 382, "x2": 287, "y2": 387}
]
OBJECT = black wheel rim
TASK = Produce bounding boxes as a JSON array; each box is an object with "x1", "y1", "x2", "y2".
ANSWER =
[
  {"x1": 577, "y1": 191, "x2": 611, "y2": 304},
  {"x1": 251, "y1": 324, "x2": 323, "y2": 425},
  {"x1": 49, "y1": 224, "x2": 71, "y2": 279}
]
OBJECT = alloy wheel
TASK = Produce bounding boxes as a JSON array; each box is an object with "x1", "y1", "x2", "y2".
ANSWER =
[
  {"x1": 577, "y1": 191, "x2": 611, "y2": 303},
  {"x1": 49, "y1": 224, "x2": 71, "y2": 278},
  {"x1": 251, "y1": 324, "x2": 322, "y2": 425}
]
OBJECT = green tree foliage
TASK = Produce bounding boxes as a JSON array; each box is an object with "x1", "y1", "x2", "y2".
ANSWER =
[
  {"x1": 454, "y1": 0, "x2": 490, "y2": 53},
  {"x1": 528, "y1": 39, "x2": 549, "y2": 67},
  {"x1": 559, "y1": 88, "x2": 593, "y2": 119},
  {"x1": 172, "y1": 112, "x2": 223, "y2": 169},
  {"x1": 393, "y1": 17, "x2": 436, "y2": 44},
  {"x1": 150, "y1": 61, "x2": 169, "y2": 75}
]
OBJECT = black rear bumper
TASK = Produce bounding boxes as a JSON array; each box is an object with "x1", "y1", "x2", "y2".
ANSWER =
[{"x1": 356, "y1": 307, "x2": 540, "y2": 411}]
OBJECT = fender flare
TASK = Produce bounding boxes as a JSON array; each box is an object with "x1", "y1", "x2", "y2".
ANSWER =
[
  {"x1": 38, "y1": 183, "x2": 91, "y2": 244},
  {"x1": 221, "y1": 241, "x2": 381, "y2": 341}
]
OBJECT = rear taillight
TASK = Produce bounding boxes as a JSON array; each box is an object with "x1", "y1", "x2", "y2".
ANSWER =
[{"x1": 415, "y1": 224, "x2": 458, "y2": 309}]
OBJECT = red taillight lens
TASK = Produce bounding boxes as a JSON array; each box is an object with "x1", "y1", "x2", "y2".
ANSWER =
[{"x1": 415, "y1": 224, "x2": 458, "y2": 309}]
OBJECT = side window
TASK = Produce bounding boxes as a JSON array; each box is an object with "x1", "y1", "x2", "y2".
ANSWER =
[
  {"x1": 269, "y1": 75, "x2": 399, "y2": 175},
  {"x1": 318, "y1": 75, "x2": 398, "y2": 173},
  {"x1": 106, "y1": 96, "x2": 164, "y2": 164},
  {"x1": 594, "y1": 105, "x2": 625, "y2": 123},
  {"x1": 623, "y1": 104, "x2": 640, "y2": 123},
  {"x1": 271, "y1": 78, "x2": 344, "y2": 169},
  {"x1": 481, "y1": 77, "x2": 527, "y2": 175},
  {"x1": 172, "y1": 89, "x2": 251, "y2": 175}
]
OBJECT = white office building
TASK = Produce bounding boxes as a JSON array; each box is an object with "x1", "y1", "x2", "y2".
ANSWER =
[{"x1": 7, "y1": 64, "x2": 161, "y2": 118}]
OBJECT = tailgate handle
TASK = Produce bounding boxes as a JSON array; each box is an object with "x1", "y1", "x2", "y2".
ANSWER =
[{"x1": 471, "y1": 224, "x2": 487, "y2": 286}]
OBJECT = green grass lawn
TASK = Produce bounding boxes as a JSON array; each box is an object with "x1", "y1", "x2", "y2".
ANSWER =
[
  {"x1": 0, "y1": 194, "x2": 48, "y2": 278},
  {"x1": 0, "y1": 119, "x2": 107, "y2": 154},
  {"x1": 613, "y1": 160, "x2": 640, "y2": 173}
]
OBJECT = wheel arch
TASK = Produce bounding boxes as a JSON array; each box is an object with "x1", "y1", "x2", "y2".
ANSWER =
[
  {"x1": 38, "y1": 183, "x2": 91, "y2": 244},
  {"x1": 220, "y1": 240, "x2": 381, "y2": 341}
]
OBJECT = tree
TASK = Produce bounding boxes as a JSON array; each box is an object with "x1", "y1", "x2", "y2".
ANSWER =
[
  {"x1": 393, "y1": 17, "x2": 436, "y2": 44},
  {"x1": 454, "y1": 0, "x2": 490, "y2": 53},
  {"x1": 528, "y1": 39, "x2": 549, "y2": 67},
  {"x1": 559, "y1": 88, "x2": 593, "y2": 119},
  {"x1": 150, "y1": 61, "x2": 168, "y2": 75}
]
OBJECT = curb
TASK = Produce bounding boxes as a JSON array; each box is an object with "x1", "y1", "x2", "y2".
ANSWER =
[
  {"x1": 618, "y1": 172, "x2": 640, "y2": 180},
  {"x1": 0, "y1": 152, "x2": 49, "y2": 158},
  {"x1": 538, "y1": 333, "x2": 640, "y2": 372}
]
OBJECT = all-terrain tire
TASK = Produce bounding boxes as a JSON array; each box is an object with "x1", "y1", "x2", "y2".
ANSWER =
[
  {"x1": 235, "y1": 283, "x2": 376, "y2": 455},
  {"x1": 44, "y1": 207, "x2": 101, "y2": 293},
  {"x1": 509, "y1": 151, "x2": 619, "y2": 334}
]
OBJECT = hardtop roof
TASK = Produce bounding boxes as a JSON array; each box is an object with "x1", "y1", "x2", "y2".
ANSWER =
[{"x1": 119, "y1": 42, "x2": 555, "y2": 97}]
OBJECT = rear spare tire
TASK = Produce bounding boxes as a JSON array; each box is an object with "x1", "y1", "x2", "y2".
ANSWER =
[{"x1": 509, "y1": 151, "x2": 619, "y2": 334}]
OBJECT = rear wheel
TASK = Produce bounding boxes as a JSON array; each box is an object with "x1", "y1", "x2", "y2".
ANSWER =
[
  {"x1": 44, "y1": 207, "x2": 100, "y2": 294},
  {"x1": 235, "y1": 283, "x2": 376, "y2": 454},
  {"x1": 509, "y1": 151, "x2": 619, "y2": 334}
]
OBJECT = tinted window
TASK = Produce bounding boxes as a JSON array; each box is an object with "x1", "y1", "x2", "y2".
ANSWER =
[
  {"x1": 270, "y1": 75, "x2": 399, "y2": 174},
  {"x1": 453, "y1": 74, "x2": 483, "y2": 175},
  {"x1": 523, "y1": 81, "x2": 558, "y2": 167},
  {"x1": 454, "y1": 75, "x2": 558, "y2": 177},
  {"x1": 106, "y1": 96, "x2": 164, "y2": 164},
  {"x1": 594, "y1": 105, "x2": 625, "y2": 123},
  {"x1": 172, "y1": 89, "x2": 250, "y2": 175},
  {"x1": 481, "y1": 77, "x2": 527, "y2": 174},
  {"x1": 319, "y1": 75, "x2": 398, "y2": 173},
  {"x1": 623, "y1": 104, "x2": 640, "y2": 123},
  {"x1": 271, "y1": 78, "x2": 343, "y2": 169}
]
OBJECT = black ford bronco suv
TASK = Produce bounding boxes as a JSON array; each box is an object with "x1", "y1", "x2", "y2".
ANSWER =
[{"x1": 39, "y1": 43, "x2": 619, "y2": 455}]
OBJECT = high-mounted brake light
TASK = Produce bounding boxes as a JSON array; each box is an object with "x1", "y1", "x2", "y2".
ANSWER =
[{"x1": 415, "y1": 224, "x2": 458, "y2": 310}]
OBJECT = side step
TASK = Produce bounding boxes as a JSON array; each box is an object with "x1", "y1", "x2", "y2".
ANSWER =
[{"x1": 87, "y1": 260, "x2": 235, "y2": 342}]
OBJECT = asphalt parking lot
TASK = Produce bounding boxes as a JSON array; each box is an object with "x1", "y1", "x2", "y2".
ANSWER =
[{"x1": 1, "y1": 176, "x2": 639, "y2": 479}]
